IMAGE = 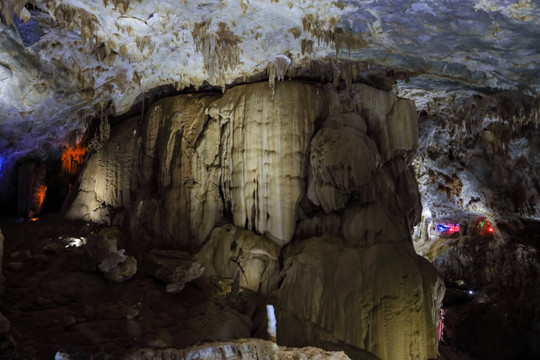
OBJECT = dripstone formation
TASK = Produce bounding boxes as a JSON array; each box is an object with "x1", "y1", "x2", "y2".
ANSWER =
[{"x1": 66, "y1": 80, "x2": 444, "y2": 360}]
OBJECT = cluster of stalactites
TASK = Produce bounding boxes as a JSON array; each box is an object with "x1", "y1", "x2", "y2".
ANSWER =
[{"x1": 192, "y1": 20, "x2": 243, "y2": 89}]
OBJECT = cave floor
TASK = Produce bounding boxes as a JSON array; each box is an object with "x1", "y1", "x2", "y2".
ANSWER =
[{"x1": 0, "y1": 215, "x2": 266, "y2": 360}]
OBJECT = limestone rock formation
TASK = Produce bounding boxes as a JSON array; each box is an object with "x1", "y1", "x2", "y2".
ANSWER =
[
  {"x1": 92, "y1": 227, "x2": 137, "y2": 282},
  {"x1": 275, "y1": 83, "x2": 442, "y2": 360},
  {"x1": 421, "y1": 226, "x2": 540, "y2": 359},
  {"x1": 196, "y1": 224, "x2": 280, "y2": 297},
  {"x1": 66, "y1": 81, "x2": 329, "y2": 248},
  {"x1": 194, "y1": 81, "x2": 329, "y2": 245},
  {"x1": 65, "y1": 93, "x2": 219, "y2": 250},
  {"x1": 126, "y1": 338, "x2": 352, "y2": 360},
  {"x1": 146, "y1": 249, "x2": 205, "y2": 293},
  {"x1": 275, "y1": 237, "x2": 444, "y2": 360},
  {"x1": 65, "y1": 80, "x2": 443, "y2": 359}
]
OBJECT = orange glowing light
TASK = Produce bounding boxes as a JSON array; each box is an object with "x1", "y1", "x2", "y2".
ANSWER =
[
  {"x1": 30, "y1": 217, "x2": 39, "y2": 222},
  {"x1": 34, "y1": 185, "x2": 47, "y2": 211},
  {"x1": 61, "y1": 145, "x2": 87, "y2": 174}
]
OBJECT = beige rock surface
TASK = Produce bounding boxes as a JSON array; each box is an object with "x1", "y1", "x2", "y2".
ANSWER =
[
  {"x1": 196, "y1": 224, "x2": 280, "y2": 296},
  {"x1": 64, "y1": 80, "x2": 442, "y2": 359},
  {"x1": 275, "y1": 237, "x2": 445, "y2": 360},
  {"x1": 194, "y1": 81, "x2": 330, "y2": 245},
  {"x1": 349, "y1": 84, "x2": 418, "y2": 160},
  {"x1": 307, "y1": 126, "x2": 382, "y2": 213},
  {"x1": 126, "y1": 338, "x2": 353, "y2": 360},
  {"x1": 66, "y1": 81, "x2": 329, "y2": 248}
]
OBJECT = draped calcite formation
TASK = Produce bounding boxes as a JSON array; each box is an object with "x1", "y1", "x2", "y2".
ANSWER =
[
  {"x1": 66, "y1": 80, "x2": 443, "y2": 359},
  {"x1": 194, "y1": 81, "x2": 329, "y2": 244},
  {"x1": 66, "y1": 94, "x2": 219, "y2": 249},
  {"x1": 67, "y1": 81, "x2": 328, "y2": 248},
  {"x1": 276, "y1": 84, "x2": 443, "y2": 360},
  {"x1": 276, "y1": 237, "x2": 444, "y2": 360}
]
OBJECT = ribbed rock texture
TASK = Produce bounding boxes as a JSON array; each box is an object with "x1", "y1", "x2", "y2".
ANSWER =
[
  {"x1": 276, "y1": 84, "x2": 443, "y2": 360},
  {"x1": 193, "y1": 82, "x2": 328, "y2": 245},
  {"x1": 66, "y1": 80, "x2": 443, "y2": 359},
  {"x1": 124, "y1": 338, "x2": 352, "y2": 360}
]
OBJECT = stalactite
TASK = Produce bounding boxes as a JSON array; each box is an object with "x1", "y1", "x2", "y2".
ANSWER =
[
  {"x1": 192, "y1": 20, "x2": 243, "y2": 83},
  {"x1": 301, "y1": 13, "x2": 365, "y2": 57},
  {"x1": 267, "y1": 55, "x2": 291, "y2": 96},
  {"x1": 89, "y1": 103, "x2": 111, "y2": 151}
]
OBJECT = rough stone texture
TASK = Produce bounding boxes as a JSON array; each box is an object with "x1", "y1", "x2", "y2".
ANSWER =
[
  {"x1": 66, "y1": 81, "x2": 329, "y2": 248},
  {"x1": 421, "y1": 225, "x2": 540, "y2": 359},
  {"x1": 146, "y1": 249, "x2": 205, "y2": 293},
  {"x1": 92, "y1": 227, "x2": 137, "y2": 282},
  {"x1": 275, "y1": 237, "x2": 444, "y2": 360},
  {"x1": 65, "y1": 94, "x2": 219, "y2": 250},
  {"x1": 307, "y1": 125, "x2": 382, "y2": 213},
  {"x1": 126, "y1": 338, "x2": 353, "y2": 360},
  {"x1": 196, "y1": 225, "x2": 281, "y2": 297},
  {"x1": 408, "y1": 89, "x2": 540, "y2": 225},
  {"x1": 349, "y1": 84, "x2": 418, "y2": 161},
  {"x1": 0, "y1": 217, "x2": 272, "y2": 360}
]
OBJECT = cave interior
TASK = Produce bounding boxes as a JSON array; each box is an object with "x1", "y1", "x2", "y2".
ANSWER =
[{"x1": 0, "y1": 1, "x2": 539, "y2": 360}]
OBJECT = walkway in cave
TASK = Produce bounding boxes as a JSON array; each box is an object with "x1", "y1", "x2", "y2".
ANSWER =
[{"x1": 0, "y1": 215, "x2": 267, "y2": 360}]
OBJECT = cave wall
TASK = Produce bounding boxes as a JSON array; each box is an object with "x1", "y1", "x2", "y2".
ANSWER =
[
  {"x1": 406, "y1": 89, "x2": 540, "y2": 359},
  {"x1": 65, "y1": 80, "x2": 444, "y2": 359}
]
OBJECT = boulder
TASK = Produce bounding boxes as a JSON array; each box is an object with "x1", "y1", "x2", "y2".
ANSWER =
[
  {"x1": 196, "y1": 225, "x2": 280, "y2": 297},
  {"x1": 93, "y1": 228, "x2": 137, "y2": 282},
  {"x1": 146, "y1": 249, "x2": 205, "y2": 293}
]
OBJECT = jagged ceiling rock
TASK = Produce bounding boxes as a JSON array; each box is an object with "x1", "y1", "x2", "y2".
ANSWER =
[{"x1": 1, "y1": 0, "x2": 539, "y2": 177}]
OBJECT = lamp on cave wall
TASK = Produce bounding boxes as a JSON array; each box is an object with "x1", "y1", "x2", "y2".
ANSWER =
[
  {"x1": 476, "y1": 218, "x2": 494, "y2": 236},
  {"x1": 436, "y1": 223, "x2": 460, "y2": 235}
]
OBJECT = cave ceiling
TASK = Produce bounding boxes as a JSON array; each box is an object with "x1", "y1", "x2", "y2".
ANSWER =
[{"x1": 0, "y1": 0, "x2": 539, "y2": 172}]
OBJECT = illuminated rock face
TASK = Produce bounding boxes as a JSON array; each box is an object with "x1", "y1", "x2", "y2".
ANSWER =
[
  {"x1": 276, "y1": 238, "x2": 444, "y2": 360},
  {"x1": 196, "y1": 224, "x2": 281, "y2": 297},
  {"x1": 193, "y1": 82, "x2": 328, "y2": 245},
  {"x1": 275, "y1": 84, "x2": 443, "y2": 360},
  {"x1": 66, "y1": 80, "x2": 443, "y2": 358},
  {"x1": 67, "y1": 81, "x2": 327, "y2": 248}
]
